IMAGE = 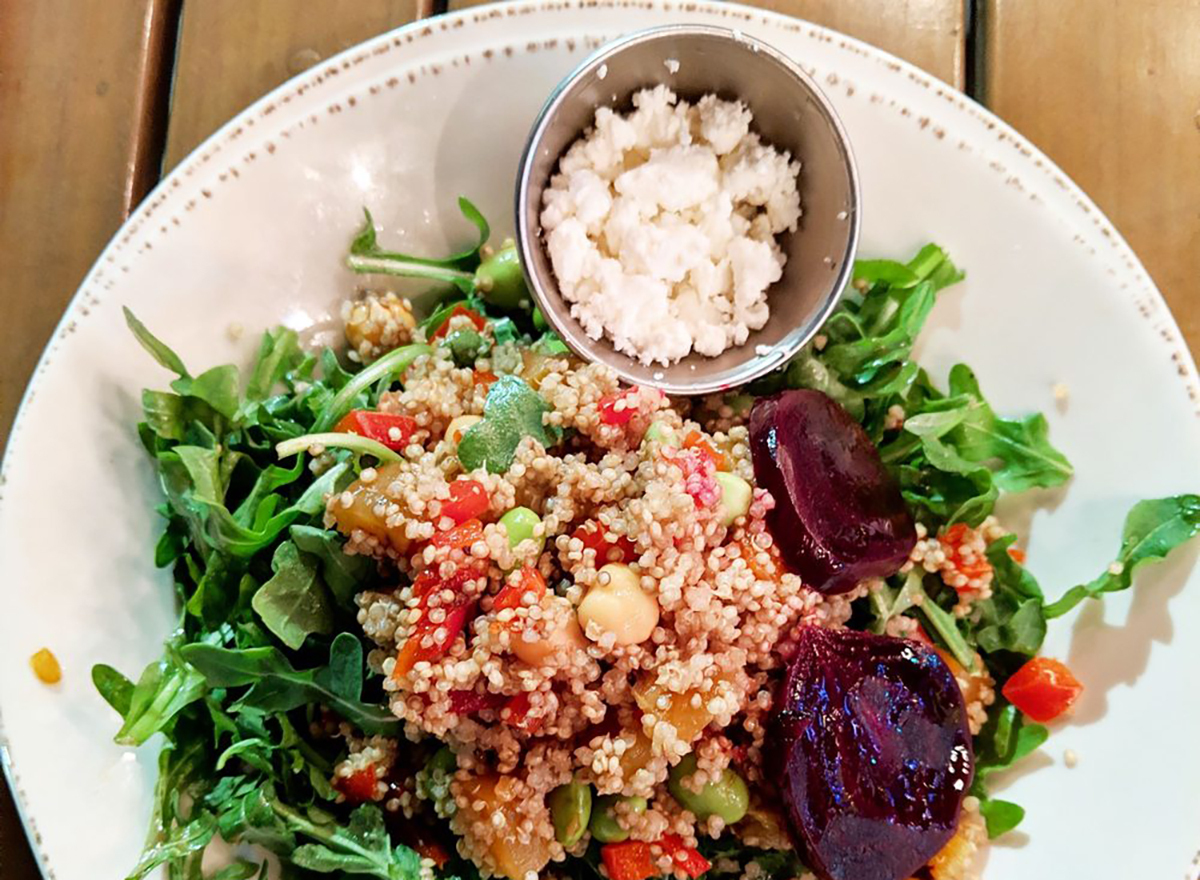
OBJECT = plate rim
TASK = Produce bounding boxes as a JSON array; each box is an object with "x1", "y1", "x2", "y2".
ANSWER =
[{"x1": 2, "y1": 1, "x2": 1197, "y2": 876}]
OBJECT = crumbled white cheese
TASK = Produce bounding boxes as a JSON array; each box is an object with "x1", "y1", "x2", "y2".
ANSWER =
[
  {"x1": 541, "y1": 86, "x2": 801, "y2": 366},
  {"x1": 597, "y1": 63, "x2": 608, "y2": 80},
  {"x1": 664, "y1": 58, "x2": 680, "y2": 74}
]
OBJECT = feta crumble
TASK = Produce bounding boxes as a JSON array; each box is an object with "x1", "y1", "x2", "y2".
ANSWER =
[{"x1": 540, "y1": 86, "x2": 801, "y2": 366}]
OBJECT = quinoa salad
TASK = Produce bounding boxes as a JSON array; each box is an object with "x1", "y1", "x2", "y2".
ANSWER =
[{"x1": 95, "y1": 199, "x2": 1200, "y2": 880}]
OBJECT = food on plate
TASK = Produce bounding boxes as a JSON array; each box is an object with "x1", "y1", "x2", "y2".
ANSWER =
[
  {"x1": 94, "y1": 200, "x2": 1200, "y2": 880},
  {"x1": 540, "y1": 87, "x2": 801, "y2": 366},
  {"x1": 29, "y1": 648, "x2": 61, "y2": 684}
]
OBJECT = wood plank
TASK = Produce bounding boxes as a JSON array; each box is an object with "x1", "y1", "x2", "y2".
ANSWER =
[
  {"x1": 985, "y1": 0, "x2": 1200, "y2": 357},
  {"x1": 446, "y1": 0, "x2": 966, "y2": 87},
  {"x1": 164, "y1": 0, "x2": 433, "y2": 170},
  {"x1": 0, "y1": 12, "x2": 176, "y2": 880},
  {"x1": 0, "y1": 0, "x2": 176, "y2": 448}
]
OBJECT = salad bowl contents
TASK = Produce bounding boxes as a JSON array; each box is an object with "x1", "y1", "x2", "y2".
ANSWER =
[{"x1": 93, "y1": 191, "x2": 1198, "y2": 880}]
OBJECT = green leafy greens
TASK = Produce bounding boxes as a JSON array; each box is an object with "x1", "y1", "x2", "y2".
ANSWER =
[{"x1": 99, "y1": 218, "x2": 1200, "y2": 880}]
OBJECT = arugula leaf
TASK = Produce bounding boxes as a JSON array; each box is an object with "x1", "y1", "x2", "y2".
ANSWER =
[
  {"x1": 171, "y1": 365, "x2": 241, "y2": 421},
  {"x1": 92, "y1": 664, "x2": 135, "y2": 716},
  {"x1": 347, "y1": 200, "x2": 489, "y2": 294},
  {"x1": 112, "y1": 639, "x2": 208, "y2": 746},
  {"x1": 125, "y1": 307, "x2": 190, "y2": 377},
  {"x1": 251, "y1": 541, "x2": 334, "y2": 650},
  {"x1": 1045, "y1": 494, "x2": 1200, "y2": 618},
  {"x1": 351, "y1": 199, "x2": 489, "y2": 270},
  {"x1": 970, "y1": 702, "x2": 1050, "y2": 837},
  {"x1": 313, "y1": 343, "x2": 433, "y2": 432},
  {"x1": 290, "y1": 804, "x2": 422, "y2": 878},
  {"x1": 903, "y1": 572, "x2": 977, "y2": 671},
  {"x1": 939, "y1": 365, "x2": 1073, "y2": 492},
  {"x1": 967, "y1": 535, "x2": 1047, "y2": 656},
  {"x1": 458, "y1": 375, "x2": 562, "y2": 473},
  {"x1": 246, "y1": 327, "x2": 302, "y2": 402},
  {"x1": 181, "y1": 640, "x2": 399, "y2": 735},
  {"x1": 289, "y1": 524, "x2": 373, "y2": 606},
  {"x1": 977, "y1": 798, "x2": 1025, "y2": 839}
]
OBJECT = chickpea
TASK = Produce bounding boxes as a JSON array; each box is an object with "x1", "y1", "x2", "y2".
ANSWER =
[
  {"x1": 445, "y1": 414, "x2": 483, "y2": 446},
  {"x1": 512, "y1": 597, "x2": 587, "y2": 666},
  {"x1": 577, "y1": 564, "x2": 659, "y2": 646}
]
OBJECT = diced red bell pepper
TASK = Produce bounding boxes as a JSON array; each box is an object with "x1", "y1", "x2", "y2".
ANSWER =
[
  {"x1": 429, "y1": 517, "x2": 485, "y2": 554},
  {"x1": 599, "y1": 389, "x2": 638, "y2": 425},
  {"x1": 658, "y1": 835, "x2": 710, "y2": 879},
  {"x1": 431, "y1": 304, "x2": 487, "y2": 340},
  {"x1": 572, "y1": 521, "x2": 636, "y2": 565},
  {"x1": 683, "y1": 431, "x2": 729, "y2": 472},
  {"x1": 501, "y1": 691, "x2": 542, "y2": 732},
  {"x1": 1007, "y1": 545, "x2": 1027, "y2": 565},
  {"x1": 602, "y1": 841, "x2": 657, "y2": 880},
  {"x1": 393, "y1": 599, "x2": 474, "y2": 679},
  {"x1": 1002, "y1": 656, "x2": 1083, "y2": 723},
  {"x1": 334, "y1": 766, "x2": 379, "y2": 804},
  {"x1": 442, "y1": 479, "x2": 490, "y2": 525},
  {"x1": 447, "y1": 688, "x2": 506, "y2": 716},
  {"x1": 939, "y1": 523, "x2": 994, "y2": 585},
  {"x1": 492, "y1": 566, "x2": 547, "y2": 612},
  {"x1": 414, "y1": 840, "x2": 452, "y2": 869},
  {"x1": 473, "y1": 369, "x2": 499, "y2": 388},
  {"x1": 334, "y1": 410, "x2": 418, "y2": 451}
]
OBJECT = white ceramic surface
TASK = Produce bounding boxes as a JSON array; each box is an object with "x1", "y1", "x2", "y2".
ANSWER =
[{"x1": 1, "y1": 3, "x2": 1197, "y2": 879}]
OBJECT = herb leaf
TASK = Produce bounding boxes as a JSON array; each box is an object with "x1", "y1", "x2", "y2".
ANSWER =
[
  {"x1": 1045, "y1": 494, "x2": 1200, "y2": 618},
  {"x1": 458, "y1": 375, "x2": 562, "y2": 473}
]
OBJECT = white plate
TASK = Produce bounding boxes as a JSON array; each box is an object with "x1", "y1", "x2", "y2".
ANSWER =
[{"x1": 2, "y1": 3, "x2": 1198, "y2": 878}]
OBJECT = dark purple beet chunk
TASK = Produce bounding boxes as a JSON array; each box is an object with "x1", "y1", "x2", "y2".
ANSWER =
[
  {"x1": 749, "y1": 390, "x2": 916, "y2": 594},
  {"x1": 771, "y1": 627, "x2": 973, "y2": 880}
]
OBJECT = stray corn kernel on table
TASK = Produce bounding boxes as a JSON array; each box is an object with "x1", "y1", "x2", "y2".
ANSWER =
[{"x1": 1, "y1": 1, "x2": 1198, "y2": 877}]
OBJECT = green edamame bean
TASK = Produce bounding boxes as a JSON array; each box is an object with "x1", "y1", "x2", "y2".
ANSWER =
[
  {"x1": 714, "y1": 472, "x2": 753, "y2": 526},
  {"x1": 427, "y1": 745, "x2": 456, "y2": 775},
  {"x1": 548, "y1": 779, "x2": 593, "y2": 847},
  {"x1": 475, "y1": 243, "x2": 527, "y2": 309},
  {"x1": 667, "y1": 754, "x2": 749, "y2": 824},
  {"x1": 588, "y1": 795, "x2": 646, "y2": 843},
  {"x1": 643, "y1": 420, "x2": 678, "y2": 446},
  {"x1": 499, "y1": 506, "x2": 545, "y2": 555}
]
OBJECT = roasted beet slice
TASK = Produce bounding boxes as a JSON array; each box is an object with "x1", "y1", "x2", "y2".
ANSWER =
[
  {"x1": 771, "y1": 627, "x2": 973, "y2": 880},
  {"x1": 749, "y1": 390, "x2": 915, "y2": 594}
]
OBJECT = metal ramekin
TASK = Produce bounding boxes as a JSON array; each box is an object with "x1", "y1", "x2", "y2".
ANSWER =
[{"x1": 514, "y1": 25, "x2": 861, "y2": 396}]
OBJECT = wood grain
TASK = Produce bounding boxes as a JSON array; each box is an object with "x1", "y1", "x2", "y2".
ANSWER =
[
  {"x1": 0, "y1": 2, "x2": 176, "y2": 873},
  {"x1": 985, "y1": 0, "x2": 1200, "y2": 356},
  {"x1": 0, "y1": 0, "x2": 176, "y2": 448},
  {"x1": 446, "y1": 0, "x2": 966, "y2": 87},
  {"x1": 164, "y1": 0, "x2": 433, "y2": 170}
]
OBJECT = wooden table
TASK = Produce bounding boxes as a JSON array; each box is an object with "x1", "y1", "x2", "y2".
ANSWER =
[{"x1": 1, "y1": 1, "x2": 1197, "y2": 875}]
